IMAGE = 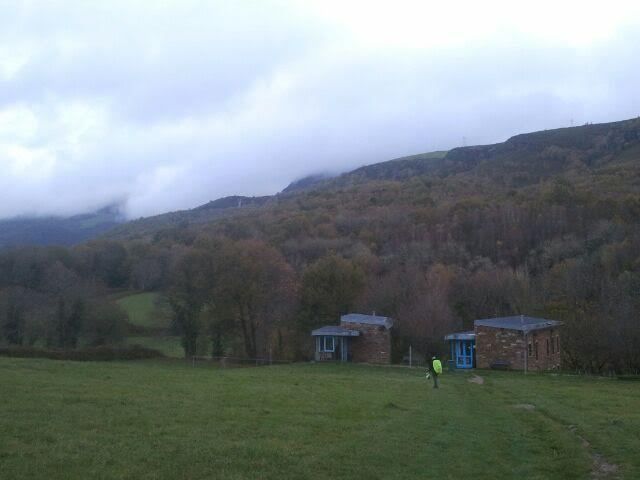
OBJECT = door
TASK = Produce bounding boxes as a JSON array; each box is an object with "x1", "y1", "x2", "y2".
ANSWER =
[
  {"x1": 464, "y1": 341, "x2": 474, "y2": 368},
  {"x1": 456, "y1": 340, "x2": 474, "y2": 368},
  {"x1": 455, "y1": 341, "x2": 464, "y2": 368}
]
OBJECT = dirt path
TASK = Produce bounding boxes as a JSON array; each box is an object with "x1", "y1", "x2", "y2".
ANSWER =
[
  {"x1": 567, "y1": 425, "x2": 620, "y2": 479},
  {"x1": 513, "y1": 403, "x2": 620, "y2": 478},
  {"x1": 491, "y1": 375, "x2": 624, "y2": 479}
]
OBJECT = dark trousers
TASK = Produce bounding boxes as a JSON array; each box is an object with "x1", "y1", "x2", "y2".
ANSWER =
[{"x1": 432, "y1": 373, "x2": 439, "y2": 388}]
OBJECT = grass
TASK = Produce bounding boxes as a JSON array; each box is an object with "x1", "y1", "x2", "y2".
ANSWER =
[
  {"x1": 116, "y1": 292, "x2": 170, "y2": 329},
  {"x1": 0, "y1": 359, "x2": 638, "y2": 480},
  {"x1": 117, "y1": 293, "x2": 181, "y2": 357}
]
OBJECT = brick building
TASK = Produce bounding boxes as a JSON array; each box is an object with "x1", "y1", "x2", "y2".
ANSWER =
[
  {"x1": 445, "y1": 316, "x2": 563, "y2": 371},
  {"x1": 311, "y1": 313, "x2": 393, "y2": 364}
]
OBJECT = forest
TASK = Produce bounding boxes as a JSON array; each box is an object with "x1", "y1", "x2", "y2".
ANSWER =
[{"x1": 1, "y1": 118, "x2": 639, "y2": 373}]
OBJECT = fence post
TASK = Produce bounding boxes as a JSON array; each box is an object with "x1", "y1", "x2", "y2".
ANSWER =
[{"x1": 409, "y1": 345, "x2": 412, "y2": 368}]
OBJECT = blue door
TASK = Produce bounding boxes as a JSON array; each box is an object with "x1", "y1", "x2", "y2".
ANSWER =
[{"x1": 455, "y1": 340, "x2": 474, "y2": 368}]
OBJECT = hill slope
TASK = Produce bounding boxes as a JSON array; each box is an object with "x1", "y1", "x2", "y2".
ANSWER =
[
  {"x1": 4, "y1": 119, "x2": 638, "y2": 247},
  {"x1": 281, "y1": 150, "x2": 448, "y2": 193},
  {"x1": 104, "y1": 195, "x2": 272, "y2": 241},
  {"x1": 106, "y1": 118, "x2": 640, "y2": 241},
  {"x1": 104, "y1": 151, "x2": 449, "y2": 240},
  {"x1": 0, "y1": 206, "x2": 123, "y2": 248},
  {"x1": 1, "y1": 117, "x2": 638, "y2": 372}
]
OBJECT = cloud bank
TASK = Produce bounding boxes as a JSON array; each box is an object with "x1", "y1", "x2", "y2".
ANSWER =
[{"x1": 1, "y1": 0, "x2": 639, "y2": 219}]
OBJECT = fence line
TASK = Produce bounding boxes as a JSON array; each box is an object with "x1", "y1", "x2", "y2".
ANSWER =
[{"x1": 188, "y1": 355, "x2": 293, "y2": 367}]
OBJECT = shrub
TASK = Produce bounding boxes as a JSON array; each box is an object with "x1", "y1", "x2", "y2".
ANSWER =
[{"x1": 0, "y1": 345, "x2": 164, "y2": 361}]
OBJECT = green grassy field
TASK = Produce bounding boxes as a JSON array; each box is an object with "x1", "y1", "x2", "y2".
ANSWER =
[
  {"x1": 1, "y1": 359, "x2": 638, "y2": 480},
  {"x1": 116, "y1": 292, "x2": 171, "y2": 329}
]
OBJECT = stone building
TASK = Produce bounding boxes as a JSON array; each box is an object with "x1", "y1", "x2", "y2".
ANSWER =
[
  {"x1": 445, "y1": 316, "x2": 563, "y2": 371},
  {"x1": 311, "y1": 313, "x2": 393, "y2": 364}
]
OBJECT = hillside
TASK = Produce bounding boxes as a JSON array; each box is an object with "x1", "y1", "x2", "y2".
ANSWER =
[
  {"x1": 281, "y1": 173, "x2": 335, "y2": 193},
  {"x1": 104, "y1": 150, "x2": 450, "y2": 240},
  {"x1": 1, "y1": 117, "x2": 639, "y2": 372},
  {"x1": 107, "y1": 117, "x2": 640, "y2": 368},
  {"x1": 12, "y1": 114, "x2": 637, "y2": 247},
  {"x1": 0, "y1": 206, "x2": 123, "y2": 248},
  {"x1": 103, "y1": 195, "x2": 272, "y2": 241},
  {"x1": 106, "y1": 118, "x2": 640, "y2": 241},
  {"x1": 281, "y1": 151, "x2": 448, "y2": 193}
]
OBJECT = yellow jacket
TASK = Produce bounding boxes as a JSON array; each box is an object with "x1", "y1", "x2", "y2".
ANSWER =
[{"x1": 433, "y1": 359, "x2": 442, "y2": 374}]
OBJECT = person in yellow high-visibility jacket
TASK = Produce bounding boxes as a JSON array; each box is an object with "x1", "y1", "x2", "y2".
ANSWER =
[{"x1": 431, "y1": 356, "x2": 442, "y2": 388}]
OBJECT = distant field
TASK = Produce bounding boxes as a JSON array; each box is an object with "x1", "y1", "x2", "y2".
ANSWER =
[
  {"x1": 1, "y1": 359, "x2": 638, "y2": 479},
  {"x1": 116, "y1": 293, "x2": 182, "y2": 357},
  {"x1": 116, "y1": 292, "x2": 171, "y2": 329}
]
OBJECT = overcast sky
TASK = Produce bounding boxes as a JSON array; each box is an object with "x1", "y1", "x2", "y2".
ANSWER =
[{"x1": 1, "y1": 0, "x2": 640, "y2": 219}]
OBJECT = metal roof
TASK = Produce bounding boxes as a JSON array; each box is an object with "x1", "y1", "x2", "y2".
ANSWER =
[
  {"x1": 311, "y1": 326, "x2": 360, "y2": 337},
  {"x1": 474, "y1": 316, "x2": 563, "y2": 333},
  {"x1": 340, "y1": 313, "x2": 393, "y2": 329},
  {"x1": 444, "y1": 331, "x2": 476, "y2": 341}
]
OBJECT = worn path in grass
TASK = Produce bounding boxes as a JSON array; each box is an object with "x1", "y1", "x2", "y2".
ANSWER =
[{"x1": 0, "y1": 359, "x2": 638, "y2": 479}]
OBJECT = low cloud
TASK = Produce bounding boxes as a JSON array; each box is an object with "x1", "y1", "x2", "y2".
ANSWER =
[{"x1": 1, "y1": 1, "x2": 639, "y2": 219}]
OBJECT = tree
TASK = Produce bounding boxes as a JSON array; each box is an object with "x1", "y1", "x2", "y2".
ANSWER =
[
  {"x1": 54, "y1": 297, "x2": 84, "y2": 349},
  {"x1": 83, "y1": 301, "x2": 128, "y2": 346},
  {"x1": 76, "y1": 241, "x2": 130, "y2": 288},
  {"x1": 400, "y1": 264, "x2": 458, "y2": 356},
  {"x1": 212, "y1": 240, "x2": 297, "y2": 359},
  {"x1": 166, "y1": 249, "x2": 213, "y2": 357},
  {"x1": 128, "y1": 242, "x2": 170, "y2": 291},
  {"x1": 298, "y1": 254, "x2": 365, "y2": 332},
  {"x1": 451, "y1": 266, "x2": 533, "y2": 328},
  {"x1": 1, "y1": 290, "x2": 25, "y2": 345}
]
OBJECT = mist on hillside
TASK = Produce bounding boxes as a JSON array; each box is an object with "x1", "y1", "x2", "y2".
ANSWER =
[{"x1": 1, "y1": 1, "x2": 640, "y2": 219}]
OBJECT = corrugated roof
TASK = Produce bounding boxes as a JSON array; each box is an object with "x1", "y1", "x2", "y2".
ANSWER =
[
  {"x1": 340, "y1": 313, "x2": 393, "y2": 329},
  {"x1": 311, "y1": 326, "x2": 360, "y2": 337},
  {"x1": 474, "y1": 316, "x2": 563, "y2": 333}
]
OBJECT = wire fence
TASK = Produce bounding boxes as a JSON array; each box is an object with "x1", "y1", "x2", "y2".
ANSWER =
[
  {"x1": 185, "y1": 353, "x2": 640, "y2": 378},
  {"x1": 188, "y1": 355, "x2": 293, "y2": 368}
]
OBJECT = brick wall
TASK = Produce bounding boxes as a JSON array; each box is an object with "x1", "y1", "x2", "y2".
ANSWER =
[
  {"x1": 475, "y1": 325, "x2": 561, "y2": 371},
  {"x1": 526, "y1": 328, "x2": 561, "y2": 371},
  {"x1": 342, "y1": 321, "x2": 391, "y2": 364},
  {"x1": 475, "y1": 325, "x2": 526, "y2": 369}
]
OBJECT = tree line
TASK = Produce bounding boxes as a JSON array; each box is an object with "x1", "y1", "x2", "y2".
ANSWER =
[{"x1": 1, "y1": 153, "x2": 639, "y2": 372}]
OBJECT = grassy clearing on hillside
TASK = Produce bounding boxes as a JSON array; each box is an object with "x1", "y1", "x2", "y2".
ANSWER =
[
  {"x1": 117, "y1": 293, "x2": 181, "y2": 357},
  {"x1": 116, "y1": 292, "x2": 170, "y2": 329},
  {"x1": 1, "y1": 359, "x2": 638, "y2": 480}
]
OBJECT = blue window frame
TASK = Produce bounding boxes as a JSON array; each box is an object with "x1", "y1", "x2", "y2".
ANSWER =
[{"x1": 320, "y1": 336, "x2": 335, "y2": 352}]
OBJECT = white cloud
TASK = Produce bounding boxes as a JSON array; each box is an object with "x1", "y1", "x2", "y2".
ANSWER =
[{"x1": 0, "y1": 0, "x2": 639, "y2": 219}]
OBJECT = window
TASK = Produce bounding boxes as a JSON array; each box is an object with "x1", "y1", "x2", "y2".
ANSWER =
[
  {"x1": 528, "y1": 342, "x2": 533, "y2": 357},
  {"x1": 321, "y1": 336, "x2": 335, "y2": 352}
]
